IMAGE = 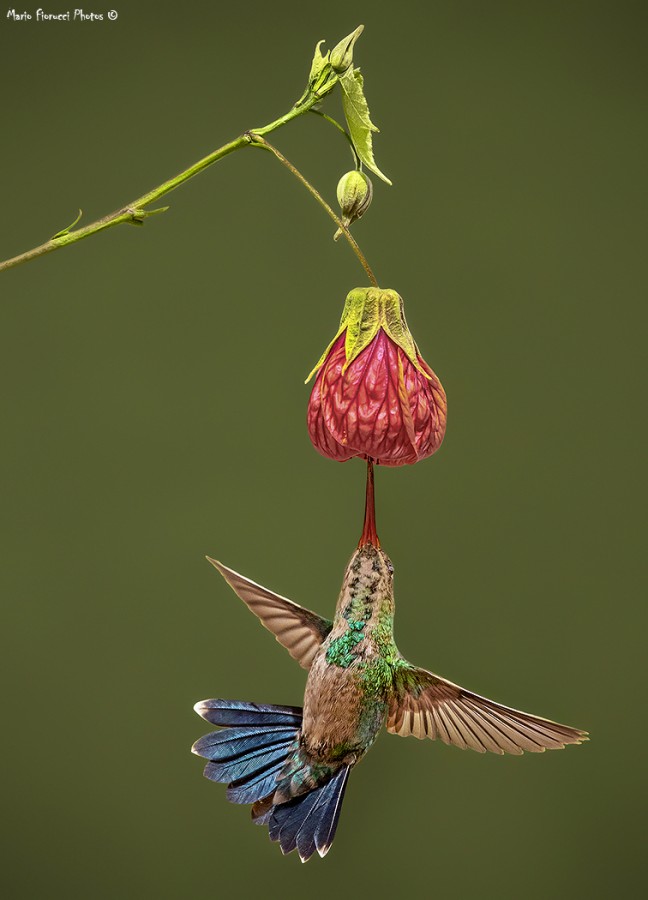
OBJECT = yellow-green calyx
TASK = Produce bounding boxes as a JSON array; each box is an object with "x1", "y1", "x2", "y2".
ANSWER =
[{"x1": 306, "y1": 288, "x2": 430, "y2": 382}]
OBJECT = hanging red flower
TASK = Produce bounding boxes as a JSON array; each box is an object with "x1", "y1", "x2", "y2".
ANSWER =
[{"x1": 307, "y1": 288, "x2": 446, "y2": 466}]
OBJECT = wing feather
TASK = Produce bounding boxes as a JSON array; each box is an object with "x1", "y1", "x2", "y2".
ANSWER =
[
  {"x1": 207, "y1": 558, "x2": 332, "y2": 669},
  {"x1": 387, "y1": 664, "x2": 587, "y2": 755}
]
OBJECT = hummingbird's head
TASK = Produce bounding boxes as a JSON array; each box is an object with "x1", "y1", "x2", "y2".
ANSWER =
[
  {"x1": 347, "y1": 543, "x2": 394, "y2": 588},
  {"x1": 336, "y1": 543, "x2": 395, "y2": 616}
]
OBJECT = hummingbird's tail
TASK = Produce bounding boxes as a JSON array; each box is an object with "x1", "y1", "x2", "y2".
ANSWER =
[
  {"x1": 192, "y1": 699, "x2": 350, "y2": 861},
  {"x1": 192, "y1": 699, "x2": 302, "y2": 806}
]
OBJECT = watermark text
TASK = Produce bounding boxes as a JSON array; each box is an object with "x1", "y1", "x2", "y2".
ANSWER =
[{"x1": 6, "y1": 8, "x2": 119, "y2": 21}]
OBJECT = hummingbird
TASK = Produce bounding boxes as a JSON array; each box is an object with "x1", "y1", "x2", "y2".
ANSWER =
[{"x1": 192, "y1": 462, "x2": 587, "y2": 861}]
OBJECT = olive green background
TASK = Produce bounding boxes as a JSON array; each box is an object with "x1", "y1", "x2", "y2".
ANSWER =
[{"x1": 1, "y1": 1, "x2": 645, "y2": 897}]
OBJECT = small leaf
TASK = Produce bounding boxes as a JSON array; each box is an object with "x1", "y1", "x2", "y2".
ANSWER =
[
  {"x1": 308, "y1": 40, "x2": 328, "y2": 83},
  {"x1": 51, "y1": 208, "x2": 83, "y2": 239},
  {"x1": 339, "y1": 68, "x2": 391, "y2": 185}
]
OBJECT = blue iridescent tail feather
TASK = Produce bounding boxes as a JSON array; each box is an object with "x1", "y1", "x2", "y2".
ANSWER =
[{"x1": 192, "y1": 699, "x2": 350, "y2": 861}]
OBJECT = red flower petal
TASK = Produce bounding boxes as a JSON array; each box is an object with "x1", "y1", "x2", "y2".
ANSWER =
[{"x1": 307, "y1": 329, "x2": 447, "y2": 466}]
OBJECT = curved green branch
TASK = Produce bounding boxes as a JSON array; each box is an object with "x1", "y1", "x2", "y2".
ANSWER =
[
  {"x1": 248, "y1": 134, "x2": 378, "y2": 287},
  {"x1": 0, "y1": 103, "x2": 318, "y2": 274},
  {"x1": 310, "y1": 109, "x2": 361, "y2": 168},
  {"x1": 0, "y1": 25, "x2": 373, "y2": 276}
]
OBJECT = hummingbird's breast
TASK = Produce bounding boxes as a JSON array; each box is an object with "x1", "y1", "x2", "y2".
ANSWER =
[{"x1": 301, "y1": 545, "x2": 399, "y2": 765}]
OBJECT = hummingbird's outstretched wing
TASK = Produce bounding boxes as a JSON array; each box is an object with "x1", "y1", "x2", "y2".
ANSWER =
[
  {"x1": 207, "y1": 558, "x2": 333, "y2": 669},
  {"x1": 387, "y1": 663, "x2": 588, "y2": 754}
]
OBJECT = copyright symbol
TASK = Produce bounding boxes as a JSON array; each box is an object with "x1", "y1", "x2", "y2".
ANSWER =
[{"x1": 108, "y1": 9, "x2": 118, "y2": 19}]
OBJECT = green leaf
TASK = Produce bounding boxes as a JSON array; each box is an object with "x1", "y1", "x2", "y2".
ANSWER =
[
  {"x1": 51, "y1": 208, "x2": 83, "y2": 239},
  {"x1": 339, "y1": 68, "x2": 391, "y2": 185}
]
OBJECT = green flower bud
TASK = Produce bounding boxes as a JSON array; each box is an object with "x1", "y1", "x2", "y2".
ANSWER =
[
  {"x1": 304, "y1": 40, "x2": 337, "y2": 101},
  {"x1": 329, "y1": 25, "x2": 364, "y2": 74},
  {"x1": 334, "y1": 170, "x2": 373, "y2": 240}
]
